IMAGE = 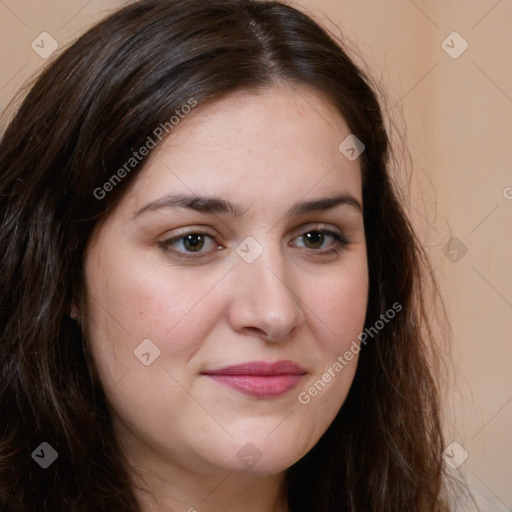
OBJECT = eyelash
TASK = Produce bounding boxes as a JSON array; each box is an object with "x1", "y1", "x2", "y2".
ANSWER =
[{"x1": 159, "y1": 226, "x2": 350, "y2": 260}]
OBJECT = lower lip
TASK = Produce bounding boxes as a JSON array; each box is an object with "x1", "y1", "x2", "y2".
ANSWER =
[{"x1": 205, "y1": 374, "x2": 304, "y2": 398}]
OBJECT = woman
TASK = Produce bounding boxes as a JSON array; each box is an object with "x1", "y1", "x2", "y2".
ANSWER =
[{"x1": 0, "y1": 0, "x2": 451, "y2": 510}]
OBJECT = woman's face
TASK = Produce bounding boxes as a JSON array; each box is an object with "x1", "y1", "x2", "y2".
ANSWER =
[{"x1": 83, "y1": 84, "x2": 368, "y2": 479}]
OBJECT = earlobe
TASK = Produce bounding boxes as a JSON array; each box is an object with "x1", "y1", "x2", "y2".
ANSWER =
[{"x1": 70, "y1": 305, "x2": 80, "y2": 321}]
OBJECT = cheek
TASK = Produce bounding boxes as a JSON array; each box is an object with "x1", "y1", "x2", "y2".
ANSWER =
[
  {"x1": 82, "y1": 251, "x2": 229, "y2": 448},
  {"x1": 294, "y1": 254, "x2": 368, "y2": 416},
  {"x1": 309, "y1": 253, "x2": 369, "y2": 347},
  {"x1": 82, "y1": 247, "x2": 226, "y2": 387}
]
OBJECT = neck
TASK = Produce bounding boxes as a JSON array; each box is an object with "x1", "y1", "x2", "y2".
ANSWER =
[{"x1": 133, "y1": 467, "x2": 289, "y2": 512}]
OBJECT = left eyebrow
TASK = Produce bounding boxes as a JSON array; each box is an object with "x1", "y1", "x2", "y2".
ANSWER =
[
  {"x1": 288, "y1": 193, "x2": 362, "y2": 215},
  {"x1": 132, "y1": 192, "x2": 362, "y2": 219}
]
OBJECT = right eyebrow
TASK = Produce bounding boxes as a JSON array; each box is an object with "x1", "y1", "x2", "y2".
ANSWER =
[{"x1": 132, "y1": 193, "x2": 247, "y2": 219}]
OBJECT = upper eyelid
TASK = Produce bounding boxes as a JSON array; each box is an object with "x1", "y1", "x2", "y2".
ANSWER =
[
  {"x1": 161, "y1": 226, "x2": 218, "y2": 240},
  {"x1": 290, "y1": 223, "x2": 347, "y2": 241},
  {"x1": 163, "y1": 222, "x2": 345, "y2": 238}
]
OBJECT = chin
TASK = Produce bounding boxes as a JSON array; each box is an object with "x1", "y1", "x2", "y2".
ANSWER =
[{"x1": 218, "y1": 433, "x2": 316, "y2": 476}]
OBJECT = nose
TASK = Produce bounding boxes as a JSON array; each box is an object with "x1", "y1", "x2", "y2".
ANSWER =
[{"x1": 226, "y1": 245, "x2": 305, "y2": 342}]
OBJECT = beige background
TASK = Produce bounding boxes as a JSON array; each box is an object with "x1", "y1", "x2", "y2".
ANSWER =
[{"x1": 1, "y1": 0, "x2": 511, "y2": 508}]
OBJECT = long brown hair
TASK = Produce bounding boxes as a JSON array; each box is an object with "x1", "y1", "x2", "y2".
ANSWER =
[{"x1": 0, "y1": 0, "x2": 449, "y2": 510}]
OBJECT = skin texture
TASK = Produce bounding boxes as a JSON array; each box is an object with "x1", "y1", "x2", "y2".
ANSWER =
[{"x1": 82, "y1": 84, "x2": 369, "y2": 512}]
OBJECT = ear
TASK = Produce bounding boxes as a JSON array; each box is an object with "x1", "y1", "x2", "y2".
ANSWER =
[{"x1": 70, "y1": 304, "x2": 80, "y2": 321}]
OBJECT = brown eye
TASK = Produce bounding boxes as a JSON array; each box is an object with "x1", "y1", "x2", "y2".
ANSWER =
[
  {"x1": 291, "y1": 228, "x2": 349, "y2": 253},
  {"x1": 160, "y1": 232, "x2": 220, "y2": 257},
  {"x1": 182, "y1": 233, "x2": 205, "y2": 252},
  {"x1": 303, "y1": 231, "x2": 325, "y2": 249}
]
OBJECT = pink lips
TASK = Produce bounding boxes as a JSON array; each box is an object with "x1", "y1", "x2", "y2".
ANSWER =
[{"x1": 201, "y1": 360, "x2": 307, "y2": 398}]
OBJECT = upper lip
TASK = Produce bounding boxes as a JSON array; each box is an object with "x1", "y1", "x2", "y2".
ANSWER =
[{"x1": 201, "y1": 360, "x2": 307, "y2": 376}]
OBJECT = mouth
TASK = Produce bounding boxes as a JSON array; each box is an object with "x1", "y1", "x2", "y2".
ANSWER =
[{"x1": 201, "y1": 360, "x2": 307, "y2": 398}]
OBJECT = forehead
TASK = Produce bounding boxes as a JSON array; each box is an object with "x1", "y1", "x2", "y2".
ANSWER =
[{"x1": 118, "y1": 83, "x2": 362, "y2": 215}]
